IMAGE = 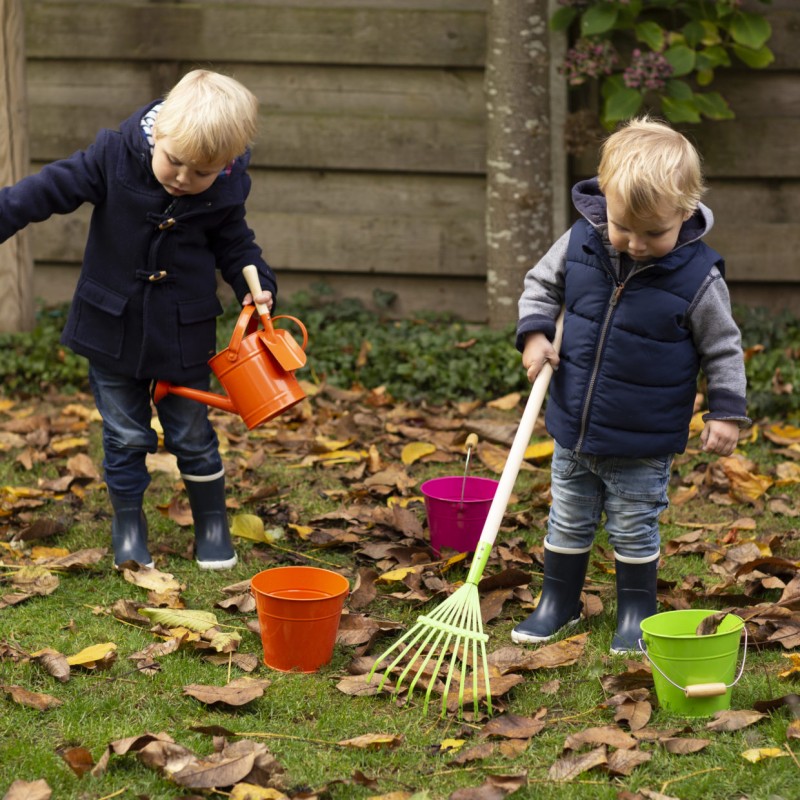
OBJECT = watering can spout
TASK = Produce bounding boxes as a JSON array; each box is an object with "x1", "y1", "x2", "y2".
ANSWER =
[{"x1": 153, "y1": 381, "x2": 237, "y2": 414}]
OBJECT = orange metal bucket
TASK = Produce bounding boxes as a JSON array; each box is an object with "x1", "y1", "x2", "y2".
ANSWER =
[{"x1": 251, "y1": 566, "x2": 350, "y2": 672}]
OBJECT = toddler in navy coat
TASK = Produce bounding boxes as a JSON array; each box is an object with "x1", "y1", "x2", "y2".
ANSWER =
[{"x1": 0, "y1": 69, "x2": 277, "y2": 570}]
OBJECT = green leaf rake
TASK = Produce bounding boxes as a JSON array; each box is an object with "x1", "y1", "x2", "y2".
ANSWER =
[{"x1": 369, "y1": 313, "x2": 564, "y2": 717}]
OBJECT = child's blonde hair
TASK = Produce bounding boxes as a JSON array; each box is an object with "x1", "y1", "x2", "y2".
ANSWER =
[
  {"x1": 153, "y1": 70, "x2": 258, "y2": 166},
  {"x1": 597, "y1": 116, "x2": 706, "y2": 219}
]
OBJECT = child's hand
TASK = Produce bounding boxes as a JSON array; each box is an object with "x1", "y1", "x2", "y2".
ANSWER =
[
  {"x1": 700, "y1": 419, "x2": 739, "y2": 456},
  {"x1": 521, "y1": 332, "x2": 560, "y2": 383},
  {"x1": 242, "y1": 290, "x2": 274, "y2": 312}
]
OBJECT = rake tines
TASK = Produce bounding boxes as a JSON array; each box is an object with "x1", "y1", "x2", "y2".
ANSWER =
[{"x1": 368, "y1": 581, "x2": 491, "y2": 718}]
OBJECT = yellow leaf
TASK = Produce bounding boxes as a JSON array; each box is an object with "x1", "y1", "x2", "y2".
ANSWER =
[
  {"x1": 689, "y1": 411, "x2": 707, "y2": 437},
  {"x1": 388, "y1": 495, "x2": 424, "y2": 508},
  {"x1": 778, "y1": 653, "x2": 800, "y2": 679},
  {"x1": 337, "y1": 733, "x2": 402, "y2": 750},
  {"x1": 288, "y1": 523, "x2": 314, "y2": 540},
  {"x1": 49, "y1": 436, "x2": 90, "y2": 454},
  {"x1": 524, "y1": 440, "x2": 554, "y2": 462},
  {"x1": 767, "y1": 423, "x2": 800, "y2": 441},
  {"x1": 231, "y1": 786, "x2": 290, "y2": 800},
  {"x1": 66, "y1": 642, "x2": 117, "y2": 667},
  {"x1": 139, "y1": 608, "x2": 219, "y2": 632},
  {"x1": 231, "y1": 513, "x2": 267, "y2": 542},
  {"x1": 314, "y1": 435, "x2": 354, "y2": 452},
  {"x1": 401, "y1": 442, "x2": 436, "y2": 465},
  {"x1": 488, "y1": 393, "x2": 521, "y2": 411},
  {"x1": 377, "y1": 564, "x2": 426, "y2": 583},
  {"x1": 741, "y1": 748, "x2": 787, "y2": 763},
  {"x1": 439, "y1": 738, "x2": 467, "y2": 752}
]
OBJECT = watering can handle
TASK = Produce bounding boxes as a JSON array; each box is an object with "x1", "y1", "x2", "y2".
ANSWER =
[
  {"x1": 242, "y1": 264, "x2": 275, "y2": 336},
  {"x1": 226, "y1": 305, "x2": 258, "y2": 362}
]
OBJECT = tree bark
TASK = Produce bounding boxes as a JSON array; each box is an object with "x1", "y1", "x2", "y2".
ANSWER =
[
  {"x1": 0, "y1": 0, "x2": 34, "y2": 332},
  {"x1": 485, "y1": 0, "x2": 556, "y2": 329}
]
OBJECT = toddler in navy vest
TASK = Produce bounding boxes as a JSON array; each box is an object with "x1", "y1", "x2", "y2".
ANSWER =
[
  {"x1": 0, "y1": 70, "x2": 277, "y2": 570},
  {"x1": 513, "y1": 116, "x2": 749, "y2": 652}
]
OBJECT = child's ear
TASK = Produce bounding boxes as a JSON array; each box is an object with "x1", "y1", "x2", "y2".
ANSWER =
[{"x1": 682, "y1": 208, "x2": 693, "y2": 221}]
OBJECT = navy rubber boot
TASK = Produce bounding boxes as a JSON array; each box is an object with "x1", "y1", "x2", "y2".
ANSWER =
[
  {"x1": 109, "y1": 492, "x2": 153, "y2": 569},
  {"x1": 610, "y1": 552, "x2": 659, "y2": 654},
  {"x1": 182, "y1": 472, "x2": 237, "y2": 570},
  {"x1": 511, "y1": 542, "x2": 591, "y2": 644}
]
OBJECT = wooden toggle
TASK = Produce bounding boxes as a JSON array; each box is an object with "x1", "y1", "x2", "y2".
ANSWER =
[{"x1": 683, "y1": 682, "x2": 727, "y2": 698}]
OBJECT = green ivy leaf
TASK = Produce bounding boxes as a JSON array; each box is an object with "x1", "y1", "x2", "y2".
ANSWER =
[
  {"x1": 664, "y1": 44, "x2": 696, "y2": 77},
  {"x1": 581, "y1": 3, "x2": 618, "y2": 37},
  {"x1": 699, "y1": 20, "x2": 722, "y2": 46},
  {"x1": 692, "y1": 91, "x2": 735, "y2": 121},
  {"x1": 660, "y1": 96, "x2": 702, "y2": 124},
  {"x1": 732, "y1": 43, "x2": 775, "y2": 69},
  {"x1": 700, "y1": 45, "x2": 731, "y2": 69},
  {"x1": 695, "y1": 69, "x2": 714, "y2": 87},
  {"x1": 601, "y1": 79, "x2": 643, "y2": 124},
  {"x1": 665, "y1": 79, "x2": 694, "y2": 101},
  {"x1": 635, "y1": 21, "x2": 664, "y2": 51},
  {"x1": 730, "y1": 11, "x2": 772, "y2": 50},
  {"x1": 549, "y1": 6, "x2": 577, "y2": 31},
  {"x1": 682, "y1": 20, "x2": 706, "y2": 48}
]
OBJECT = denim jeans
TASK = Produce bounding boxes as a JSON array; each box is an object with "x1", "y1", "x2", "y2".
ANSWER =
[
  {"x1": 546, "y1": 441, "x2": 672, "y2": 560},
  {"x1": 89, "y1": 365, "x2": 223, "y2": 497}
]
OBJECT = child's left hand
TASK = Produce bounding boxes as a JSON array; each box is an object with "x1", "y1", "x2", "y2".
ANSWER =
[
  {"x1": 700, "y1": 419, "x2": 740, "y2": 456},
  {"x1": 242, "y1": 290, "x2": 274, "y2": 312}
]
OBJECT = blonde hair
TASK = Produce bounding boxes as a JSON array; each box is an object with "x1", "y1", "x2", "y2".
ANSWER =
[
  {"x1": 597, "y1": 116, "x2": 706, "y2": 218},
  {"x1": 153, "y1": 70, "x2": 259, "y2": 165}
]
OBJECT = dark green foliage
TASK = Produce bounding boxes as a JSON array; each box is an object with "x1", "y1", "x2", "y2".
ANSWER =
[{"x1": 0, "y1": 292, "x2": 797, "y2": 419}]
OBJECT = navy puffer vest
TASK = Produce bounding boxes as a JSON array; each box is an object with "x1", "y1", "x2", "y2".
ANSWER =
[{"x1": 545, "y1": 219, "x2": 723, "y2": 458}]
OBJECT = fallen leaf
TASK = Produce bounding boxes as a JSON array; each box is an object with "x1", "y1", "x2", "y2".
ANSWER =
[
  {"x1": 58, "y1": 745, "x2": 94, "y2": 777},
  {"x1": 66, "y1": 642, "x2": 117, "y2": 670},
  {"x1": 705, "y1": 709, "x2": 767, "y2": 732},
  {"x1": 2, "y1": 780, "x2": 52, "y2": 800},
  {"x1": 2, "y1": 683, "x2": 62, "y2": 711},
  {"x1": 401, "y1": 442, "x2": 437, "y2": 465},
  {"x1": 183, "y1": 677, "x2": 270, "y2": 707},
  {"x1": 337, "y1": 733, "x2": 402, "y2": 750},
  {"x1": 547, "y1": 745, "x2": 607, "y2": 781},
  {"x1": 139, "y1": 608, "x2": 219, "y2": 633},
  {"x1": 741, "y1": 747, "x2": 788, "y2": 763}
]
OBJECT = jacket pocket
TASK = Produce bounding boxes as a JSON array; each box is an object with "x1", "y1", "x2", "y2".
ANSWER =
[
  {"x1": 71, "y1": 278, "x2": 129, "y2": 359},
  {"x1": 178, "y1": 296, "x2": 224, "y2": 368}
]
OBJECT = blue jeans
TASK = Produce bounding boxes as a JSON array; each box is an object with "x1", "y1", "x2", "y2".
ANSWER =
[
  {"x1": 546, "y1": 442, "x2": 672, "y2": 560},
  {"x1": 89, "y1": 365, "x2": 223, "y2": 497}
]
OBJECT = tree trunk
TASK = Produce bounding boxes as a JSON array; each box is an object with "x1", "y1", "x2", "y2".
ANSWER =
[
  {"x1": 485, "y1": 0, "x2": 559, "y2": 329},
  {"x1": 0, "y1": 0, "x2": 34, "y2": 332}
]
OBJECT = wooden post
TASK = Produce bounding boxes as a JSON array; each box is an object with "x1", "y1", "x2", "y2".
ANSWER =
[
  {"x1": 485, "y1": 0, "x2": 557, "y2": 329},
  {"x1": 0, "y1": 0, "x2": 34, "y2": 332}
]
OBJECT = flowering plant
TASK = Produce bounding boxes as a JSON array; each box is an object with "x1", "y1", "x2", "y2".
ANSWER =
[{"x1": 551, "y1": 0, "x2": 774, "y2": 130}]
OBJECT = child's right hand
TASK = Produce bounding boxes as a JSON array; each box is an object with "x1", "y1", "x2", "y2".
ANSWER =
[{"x1": 521, "y1": 331, "x2": 560, "y2": 383}]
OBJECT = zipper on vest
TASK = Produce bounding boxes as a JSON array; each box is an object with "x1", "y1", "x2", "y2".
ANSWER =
[{"x1": 574, "y1": 283, "x2": 624, "y2": 453}]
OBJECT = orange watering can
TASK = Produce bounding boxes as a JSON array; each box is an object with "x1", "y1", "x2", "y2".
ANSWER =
[{"x1": 153, "y1": 265, "x2": 308, "y2": 429}]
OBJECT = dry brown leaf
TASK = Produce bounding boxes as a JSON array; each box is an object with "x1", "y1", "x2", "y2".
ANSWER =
[
  {"x1": 31, "y1": 648, "x2": 71, "y2": 683},
  {"x1": 183, "y1": 677, "x2": 270, "y2": 707},
  {"x1": 563, "y1": 725, "x2": 637, "y2": 751},
  {"x1": 705, "y1": 709, "x2": 767, "y2": 731},
  {"x1": 661, "y1": 737, "x2": 712, "y2": 754},
  {"x1": 480, "y1": 711, "x2": 547, "y2": 740},
  {"x1": 58, "y1": 745, "x2": 95, "y2": 777},
  {"x1": 2, "y1": 780, "x2": 52, "y2": 800},
  {"x1": 547, "y1": 745, "x2": 607, "y2": 781},
  {"x1": 337, "y1": 733, "x2": 402, "y2": 750},
  {"x1": 2, "y1": 683, "x2": 62, "y2": 711},
  {"x1": 606, "y1": 747, "x2": 652, "y2": 776},
  {"x1": 451, "y1": 741, "x2": 496, "y2": 764}
]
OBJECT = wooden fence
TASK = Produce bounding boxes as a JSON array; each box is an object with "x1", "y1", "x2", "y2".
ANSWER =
[{"x1": 17, "y1": 0, "x2": 800, "y2": 324}]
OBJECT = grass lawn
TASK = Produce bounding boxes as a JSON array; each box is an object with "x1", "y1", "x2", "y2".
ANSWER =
[{"x1": 1, "y1": 386, "x2": 798, "y2": 800}]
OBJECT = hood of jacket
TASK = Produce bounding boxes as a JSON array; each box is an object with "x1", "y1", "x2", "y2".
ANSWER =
[{"x1": 571, "y1": 177, "x2": 714, "y2": 251}]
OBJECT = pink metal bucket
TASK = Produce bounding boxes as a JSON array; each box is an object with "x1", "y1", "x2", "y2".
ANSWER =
[{"x1": 421, "y1": 476, "x2": 499, "y2": 556}]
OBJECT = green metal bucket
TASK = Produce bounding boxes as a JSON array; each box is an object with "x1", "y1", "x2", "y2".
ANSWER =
[{"x1": 639, "y1": 610, "x2": 746, "y2": 717}]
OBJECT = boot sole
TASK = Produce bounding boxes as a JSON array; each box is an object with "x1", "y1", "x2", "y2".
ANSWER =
[
  {"x1": 511, "y1": 616, "x2": 581, "y2": 644},
  {"x1": 196, "y1": 554, "x2": 238, "y2": 570}
]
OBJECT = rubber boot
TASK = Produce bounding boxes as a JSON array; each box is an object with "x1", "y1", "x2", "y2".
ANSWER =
[
  {"x1": 182, "y1": 471, "x2": 237, "y2": 570},
  {"x1": 511, "y1": 541, "x2": 591, "y2": 644},
  {"x1": 109, "y1": 492, "x2": 153, "y2": 569},
  {"x1": 610, "y1": 551, "x2": 659, "y2": 654}
]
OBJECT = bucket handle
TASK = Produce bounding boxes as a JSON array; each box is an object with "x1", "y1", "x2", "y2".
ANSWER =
[{"x1": 638, "y1": 622, "x2": 748, "y2": 699}]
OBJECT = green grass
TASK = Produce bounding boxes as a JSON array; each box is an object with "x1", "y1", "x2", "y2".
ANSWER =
[{"x1": 1, "y1": 391, "x2": 799, "y2": 799}]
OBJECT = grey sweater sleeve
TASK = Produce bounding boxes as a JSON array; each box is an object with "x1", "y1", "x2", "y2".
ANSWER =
[
  {"x1": 687, "y1": 267, "x2": 751, "y2": 426},
  {"x1": 515, "y1": 229, "x2": 570, "y2": 351}
]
